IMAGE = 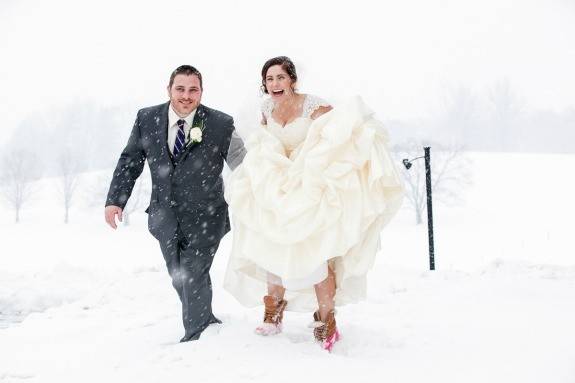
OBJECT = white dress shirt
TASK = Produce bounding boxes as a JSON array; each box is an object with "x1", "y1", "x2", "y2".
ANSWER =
[
  {"x1": 166, "y1": 102, "x2": 246, "y2": 170},
  {"x1": 167, "y1": 104, "x2": 196, "y2": 155}
]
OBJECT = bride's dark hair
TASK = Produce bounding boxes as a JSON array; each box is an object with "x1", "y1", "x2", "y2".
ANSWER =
[{"x1": 260, "y1": 56, "x2": 298, "y2": 94}]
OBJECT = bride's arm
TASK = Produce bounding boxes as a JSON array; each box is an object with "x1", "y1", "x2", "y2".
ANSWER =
[{"x1": 311, "y1": 105, "x2": 333, "y2": 120}]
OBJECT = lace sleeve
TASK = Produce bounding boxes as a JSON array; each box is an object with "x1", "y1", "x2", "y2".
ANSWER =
[
  {"x1": 225, "y1": 129, "x2": 247, "y2": 171},
  {"x1": 261, "y1": 98, "x2": 274, "y2": 120},
  {"x1": 303, "y1": 95, "x2": 330, "y2": 118}
]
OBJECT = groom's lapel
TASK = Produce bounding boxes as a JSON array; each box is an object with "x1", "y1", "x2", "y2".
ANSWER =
[
  {"x1": 184, "y1": 104, "x2": 207, "y2": 151},
  {"x1": 158, "y1": 102, "x2": 174, "y2": 167}
]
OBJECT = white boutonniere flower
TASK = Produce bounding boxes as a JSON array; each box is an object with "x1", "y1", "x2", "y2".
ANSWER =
[
  {"x1": 189, "y1": 127, "x2": 203, "y2": 143},
  {"x1": 187, "y1": 119, "x2": 204, "y2": 145}
]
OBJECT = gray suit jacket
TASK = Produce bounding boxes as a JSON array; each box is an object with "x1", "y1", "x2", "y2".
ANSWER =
[{"x1": 106, "y1": 102, "x2": 245, "y2": 247}]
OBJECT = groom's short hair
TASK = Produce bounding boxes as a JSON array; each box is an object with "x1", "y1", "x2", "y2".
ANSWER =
[{"x1": 169, "y1": 65, "x2": 203, "y2": 89}]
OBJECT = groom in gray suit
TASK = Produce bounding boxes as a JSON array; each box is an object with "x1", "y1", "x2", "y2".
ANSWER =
[{"x1": 104, "y1": 65, "x2": 245, "y2": 342}]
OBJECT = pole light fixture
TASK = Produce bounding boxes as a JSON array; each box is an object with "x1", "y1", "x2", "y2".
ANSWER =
[{"x1": 402, "y1": 147, "x2": 435, "y2": 271}]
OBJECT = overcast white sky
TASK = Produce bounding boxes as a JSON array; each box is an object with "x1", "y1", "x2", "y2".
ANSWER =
[{"x1": 0, "y1": 0, "x2": 573, "y2": 144}]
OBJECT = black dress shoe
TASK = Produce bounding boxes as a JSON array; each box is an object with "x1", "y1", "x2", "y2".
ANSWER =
[
  {"x1": 179, "y1": 316, "x2": 222, "y2": 342},
  {"x1": 209, "y1": 315, "x2": 222, "y2": 324},
  {"x1": 179, "y1": 333, "x2": 200, "y2": 343}
]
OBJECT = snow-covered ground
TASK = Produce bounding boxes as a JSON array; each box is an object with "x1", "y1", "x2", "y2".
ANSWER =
[{"x1": 1, "y1": 152, "x2": 574, "y2": 382}]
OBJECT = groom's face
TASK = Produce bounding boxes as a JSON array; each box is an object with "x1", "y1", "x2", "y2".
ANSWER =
[{"x1": 167, "y1": 74, "x2": 203, "y2": 117}]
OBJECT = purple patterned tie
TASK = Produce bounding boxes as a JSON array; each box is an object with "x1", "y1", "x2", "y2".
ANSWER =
[{"x1": 173, "y1": 119, "x2": 186, "y2": 157}]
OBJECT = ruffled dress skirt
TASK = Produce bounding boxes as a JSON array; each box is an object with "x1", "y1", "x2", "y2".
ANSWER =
[{"x1": 223, "y1": 97, "x2": 404, "y2": 311}]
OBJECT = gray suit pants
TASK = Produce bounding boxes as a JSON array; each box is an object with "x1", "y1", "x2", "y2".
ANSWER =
[{"x1": 158, "y1": 226, "x2": 220, "y2": 341}]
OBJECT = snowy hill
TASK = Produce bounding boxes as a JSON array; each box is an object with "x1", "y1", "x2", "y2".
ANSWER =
[{"x1": 0, "y1": 152, "x2": 574, "y2": 382}]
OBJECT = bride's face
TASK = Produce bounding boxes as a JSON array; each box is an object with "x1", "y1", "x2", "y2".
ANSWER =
[{"x1": 265, "y1": 65, "x2": 294, "y2": 101}]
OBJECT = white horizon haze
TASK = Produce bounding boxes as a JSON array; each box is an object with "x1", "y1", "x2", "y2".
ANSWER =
[{"x1": 0, "y1": 0, "x2": 574, "y2": 146}]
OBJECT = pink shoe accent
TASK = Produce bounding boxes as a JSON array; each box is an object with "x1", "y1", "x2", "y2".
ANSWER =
[
  {"x1": 322, "y1": 329, "x2": 340, "y2": 352},
  {"x1": 255, "y1": 323, "x2": 282, "y2": 336}
]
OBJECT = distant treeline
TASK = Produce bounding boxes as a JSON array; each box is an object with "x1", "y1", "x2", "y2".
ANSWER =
[
  {"x1": 5, "y1": 85, "x2": 574, "y2": 179},
  {"x1": 385, "y1": 81, "x2": 575, "y2": 154}
]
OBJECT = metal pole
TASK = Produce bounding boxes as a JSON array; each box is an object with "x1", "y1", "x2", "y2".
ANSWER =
[{"x1": 424, "y1": 147, "x2": 435, "y2": 270}]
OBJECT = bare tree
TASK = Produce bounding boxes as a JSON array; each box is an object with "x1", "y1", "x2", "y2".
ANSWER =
[
  {"x1": 56, "y1": 148, "x2": 82, "y2": 223},
  {"x1": 85, "y1": 172, "x2": 113, "y2": 208},
  {"x1": 488, "y1": 78, "x2": 524, "y2": 151},
  {"x1": 8, "y1": 102, "x2": 134, "y2": 177},
  {"x1": 0, "y1": 148, "x2": 41, "y2": 223},
  {"x1": 87, "y1": 167, "x2": 151, "y2": 226},
  {"x1": 393, "y1": 140, "x2": 472, "y2": 224},
  {"x1": 439, "y1": 84, "x2": 479, "y2": 147},
  {"x1": 122, "y1": 173, "x2": 151, "y2": 226}
]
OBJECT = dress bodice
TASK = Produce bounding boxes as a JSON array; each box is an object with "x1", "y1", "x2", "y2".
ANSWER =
[{"x1": 261, "y1": 94, "x2": 330, "y2": 153}]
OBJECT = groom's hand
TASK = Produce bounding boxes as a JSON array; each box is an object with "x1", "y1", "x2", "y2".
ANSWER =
[{"x1": 105, "y1": 205, "x2": 123, "y2": 229}]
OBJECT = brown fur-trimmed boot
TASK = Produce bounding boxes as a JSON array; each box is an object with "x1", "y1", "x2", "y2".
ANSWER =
[
  {"x1": 310, "y1": 310, "x2": 340, "y2": 352},
  {"x1": 255, "y1": 295, "x2": 288, "y2": 336}
]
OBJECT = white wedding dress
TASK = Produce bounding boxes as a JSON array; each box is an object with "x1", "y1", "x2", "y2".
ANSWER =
[{"x1": 223, "y1": 95, "x2": 404, "y2": 311}]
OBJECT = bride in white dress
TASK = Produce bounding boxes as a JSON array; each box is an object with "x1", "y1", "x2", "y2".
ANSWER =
[{"x1": 224, "y1": 56, "x2": 404, "y2": 351}]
